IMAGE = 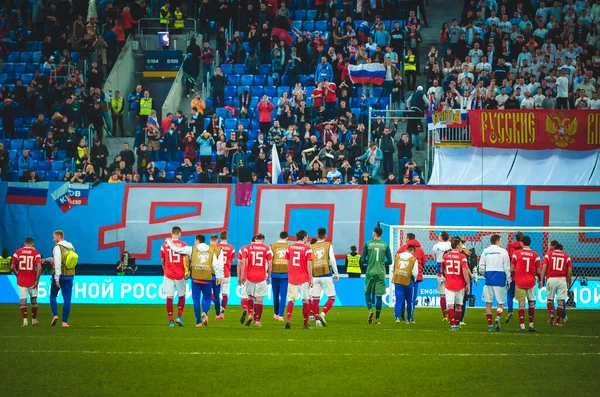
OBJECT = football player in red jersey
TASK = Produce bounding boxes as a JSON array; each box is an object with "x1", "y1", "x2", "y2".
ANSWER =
[
  {"x1": 241, "y1": 233, "x2": 273, "y2": 327},
  {"x1": 504, "y1": 231, "x2": 524, "y2": 324},
  {"x1": 160, "y1": 226, "x2": 188, "y2": 327},
  {"x1": 511, "y1": 236, "x2": 541, "y2": 332},
  {"x1": 11, "y1": 237, "x2": 42, "y2": 327},
  {"x1": 442, "y1": 237, "x2": 470, "y2": 331},
  {"x1": 238, "y1": 236, "x2": 254, "y2": 324},
  {"x1": 218, "y1": 230, "x2": 235, "y2": 316},
  {"x1": 285, "y1": 230, "x2": 313, "y2": 329},
  {"x1": 541, "y1": 243, "x2": 572, "y2": 327}
]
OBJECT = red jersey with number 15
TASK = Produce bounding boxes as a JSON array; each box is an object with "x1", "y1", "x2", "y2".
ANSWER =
[
  {"x1": 286, "y1": 242, "x2": 313, "y2": 285},
  {"x1": 218, "y1": 243, "x2": 236, "y2": 278},
  {"x1": 243, "y1": 243, "x2": 273, "y2": 283},
  {"x1": 442, "y1": 251, "x2": 468, "y2": 291},
  {"x1": 512, "y1": 248, "x2": 540, "y2": 289},
  {"x1": 543, "y1": 250, "x2": 572, "y2": 279},
  {"x1": 11, "y1": 247, "x2": 42, "y2": 287},
  {"x1": 160, "y1": 239, "x2": 188, "y2": 280}
]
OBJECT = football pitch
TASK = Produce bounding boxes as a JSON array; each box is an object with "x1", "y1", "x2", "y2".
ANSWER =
[{"x1": 1, "y1": 305, "x2": 599, "y2": 396}]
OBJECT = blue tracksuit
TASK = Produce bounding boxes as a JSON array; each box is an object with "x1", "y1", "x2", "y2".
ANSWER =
[
  {"x1": 50, "y1": 276, "x2": 74, "y2": 323},
  {"x1": 192, "y1": 281, "x2": 213, "y2": 324},
  {"x1": 271, "y1": 273, "x2": 288, "y2": 317},
  {"x1": 211, "y1": 278, "x2": 221, "y2": 315},
  {"x1": 395, "y1": 282, "x2": 414, "y2": 321}
]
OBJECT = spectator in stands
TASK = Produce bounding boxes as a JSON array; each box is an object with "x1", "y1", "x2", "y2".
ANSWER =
[
  {"x1": 210, "y1": 66, "x2": 227, "y2": 108},
  {"x1": 110, "y1": 91, "x2": 125, "y2": 137},
  {"x1": 139, "y1": 90, "x2": 153, "y2": 127},
  {"x1": 19, "y1": 169, "x2": 41, "y2": 183},
  {"x1": 315, "y1": 56, "x2": 334, "y2": 82},
  {"x1": 197, "y1": 131, "x2": 215, "y2": 168},
  {"x1": 18, "y1": 150, "x2": 33, "y2": 174},
  {"x1": 0, "y1": 143, "x2": 8, "y2": 174},
  {"x1": 357, "y1": 142, "x2": 383, "y2": 181},
  {"x1": 91, "y1": 138, "x2": 109, "y2": 175},
  {"x1": 165, "y1": 122, "x2": 180, "y2": 161},
  {"x1": 119, "y1": 143, "x2": 135, "y2": 171},
  {"x1": 0, "y1": 99, "x2": 19, "y2": 138},
  {"x1": 258, "y1": 95, "x2": 275, "y2": 135}
]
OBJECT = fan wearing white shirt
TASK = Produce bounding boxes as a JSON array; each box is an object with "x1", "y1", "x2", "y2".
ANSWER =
[
  {"x1": 469, "y1": 43, "x2": 484, "y2": 65},
  {"x1": 590, "y1": 93, "x2": 600, "y2": 109},
  {"x1": 575, "y1": 91, "x2": 590, "y2": 109},
  {"x1": 495, "y1": 87, "x2": 509, "y2": 109},
  {"x1": 520, "y1": 91, "x2": 535, "y2": 109},
  {"x1": 555, "y1": 69, "x2": 570, "y2": 109},
  {"x1": 475, "y1": 56, "x2": 492, "y2": 72},
  {"x1": 458, "y1": 65, "x2": 474, "y2": 85},
  {"x1": 533, "y1": 87, "x2": 545, "y2": 108}
]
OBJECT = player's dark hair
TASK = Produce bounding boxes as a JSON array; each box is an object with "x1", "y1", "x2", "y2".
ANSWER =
[
  {"x1": 172, "y1": 227, "x2": 182, "y2": 235},
  {"x1": 406, "y1": 244, "x2": 415, "y2": 252},
  {"x1": 220, "y1": 230, "x2": 228, "y2": 240},
  {"x1": 515, "y1": 231, "x2": 524, "y2": 241},
  {"x1": 522, "y1": 236, "x2": 531, "y2": 246},
  {"x1": 451, "y1": 237, "x2": 462, "y2": 249},
  {"x1": 440, "y1": 231, "x2": 449, "y2": 241},
  {"x1": 255, "y1": 233, "x2": 265, "y2": 241},
  {"x1": 555, "y1": 243, "x2": 563, "y2": 251},
  {"x1": 24, "y1": 237, "x2": 34, "y2": 245},
  {"x1": 317, "y1": 227, "x2": 326, "y2": 238},
  {"x1": 350, "y1": 245, "x2": 357, "y2": 252},
  {"x1": 550, "y1": 240, "x2": 559, "y2": 248},
  {"x1": 251, "y1": 235, "x2": 256, "y2": 242},
  {"x1": 196, "y1": 234, "x2": 205, "y2": 243},
  {"x1": 373, "y1": 226, "x2": 383, "y2": 237},
  {"x1": 407, "y1": 233, "x2": 415, "y2": 240},
  {"x1": 490, "y1": 234, "x2": 501, "y2": 245},
  {"x1": 210, "y1": 234, "x2": 219, "y2": 241},
  {"x1": 310, "y1": 238, "x2": 318, "y2": 245},
  {"x1": 279, "y1": 231, "x2": 289, "y2": 239},
  {"x1": 296, "y1": 230, "x2": 308, "y2": 240}
]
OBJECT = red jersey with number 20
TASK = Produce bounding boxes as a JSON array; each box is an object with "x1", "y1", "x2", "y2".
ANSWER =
[
  {"x1": 11, "y1": 247, "x2": 42, "y2": 287},
  {"x1": 286, "y1": 242, "x2": 313, "y2": 285},
  {"x1": 243, "y1": 243, "x2": 273, "y2": 283},
  {"x1": 160, "y1": 239, "x2": 188, "y2": 280},
  {"x1": 218, "y1": 243, "x2": 236, "y2": 278},
  {"x1": 512, "y1": 248, "x2": 540, "y2": 289},
  {"x1": 543, "y1": 250, "x2": 572, "y2": 279},
  {"x1": 442, "y1": 251, "x2": 468, "y2": 291}
]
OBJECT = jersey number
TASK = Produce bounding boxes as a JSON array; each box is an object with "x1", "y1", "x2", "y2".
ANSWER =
[
  {"x1": 373, "y1": 247, "x2": 380, "y2": 261},
  {"x1": 445, "y1": 260, "x2": 461, "y2": 275},
  {"x1": 522, "y1": 257, "x2": 531, "y2": 273},
  {"x1": 250, "y1": 251, "x2": 264, "y2": 267},
  {"x1": 551, "y1": 257, "x2": 564, "y2": 272},
  {"x1": 290, "y1": 251, "x2": 302, "y2": 267},
  {"x1": 19, "y1": 256, "x2": 34, "y2": 271},
  {"x1": 168, "y1": 249, "x2": 181, "y2": 264}
]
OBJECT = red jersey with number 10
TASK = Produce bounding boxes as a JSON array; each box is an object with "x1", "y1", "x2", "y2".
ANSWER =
[
  {"x1": 442, "y1": 251, "x2": 468, "y2": 291},
  {"x1": 218, "y1": 243, "x2": 236, "y2": 278},
  {"x1": 243, "y1": 243, "x2": 273, "y2": 283},
  {"x1": 543, "y1": 250, "x2": 572, "y2": 279},
  {"x1": 11, "y1": 247, "x2": 42, "y2": 287},
  {"x1": 512, "y1": 248, "x2": 540, "y2": 289},
  {"x1": 160, "y1": 239, "x2": 188, "y2": 280},
  {"x1": 286, "y1": 242, "x2": 312, "y2": 285}
]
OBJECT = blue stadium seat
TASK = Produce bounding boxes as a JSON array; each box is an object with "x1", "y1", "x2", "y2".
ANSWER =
[
  {"x1": 277, "y1": 86, "x2": 290, "y2": 97},
  {"x1": 165, "y1": 171, "x2": 175, "y2": 181},
  {"x1": 367, "y1": 97, "x2": 380, "y2": 108},
  {"x1": 233, "y1": 64, "x2": 245, "y2": 75},
  {"x1": 259, "y1": 64, "x2": 271, "y2": 75},
  {"x1": 20, "y1": 52, "x2": 33, "y2": 63},
  {"x1": 15, "y1": 128, "x2": 28, "y2": 139},
  {"x1": 250, "y1": 96, "x2": 259, "y2": 108},
  {"x1": 305, "y1": 87, "x2": 314, "y2": 98},
  {"x1": 25, "y1": 63, "x2": 38, "y2": 73},
  {"x1": 379, "y1": 97, "x2": 390, "y2": 109},
  {"x1": 229, "y1": 74, "x2": 240, "y2": 86},
  {"x1": 13, "y1": 63, "x2": 26, "y2": 74},
  {"x1": 242, "y1": 42, "x2": 251, "y2": 54},
  {"x1": 10, "y1": 139, "x2": 23, "y2": 150},
  {"x1": 32, "y1": 51, "x2": 42, "y2": 63},
  {"x1": 2, "y1": 63, "x2": 14, "y2": 74},
  {"x1": 37, "y1": 160, "x2": 50, "y2": 171},
  {"x1": 25, "y1": 41, "x2": 40, "y2": 51},
  {"x1": 221, "y1": 64, "x2": 233, "y2": 74},
  {"x1": 264, "y1": 86, "x2": 276, "y2": 98},
  {"x1": 224, "y1": 118, "x2": 238, "y2": 130},
  {"x1": 158, "y1": 150, "x2": 169, "y2": 162},
  {"x1": 215, "y1": 108, "x2": 227, "y2": 120},
  {"x1": 58, "y1": 171, "x2": 66, "y2": 181},
  {"x1": 31, "y1": 150, "x2": 43, "y2": 161},
  {"x1": 294, "y1": 10, "x2": 306, "y2": 20},
  {"x1": 307, "y1": 10, "x2": 317, "y2": 20},
  {"x1": 204, "y1": 98, "x2": 213, "y2": 109},
  {"x1": 8, "y1": 149, "x2": 17, "y2": 161},
  {"x1": 241, "y1": 74, "x2": 254, "y2": 86},
  {"x1": 4, "y1": 84, "x2": 15, "y2": 93},
  {"x1": 252, "y1": 85, "x2": 264, "y2": 96},
  {"x1": 372, "y1": 87, "x2": 383, "y2": 97},
  {"x1": 237, "y1": 85, "x2": 250, "y2": 96},
  {"x1": 166, "y1": 161, "x2": 179, "y2": 172},
  {"x1": 303, "y1": 21, "x2": 315, "y2": 31},
  {"x1": 254, "y1": 74, "x2": 267, "y2": 84},
  {"x1": 0, "y1": 74, "x2": 7, "y2": 85},
  {"x1": 382, "y1": 20, "x2": 391, "y2": 30},
  {"x1": 291, "y1": 21, "x2": 302, "y2": 31},
  {"x1": 224, "y1": 96, "x2": 233, "y2": 107},
  {"x1": 14, "y1": 118, "x2": 23, "y2": 128},
  {"x1": 315, "y1": 21, "x2": 327, "y2": 32},
  {"x1": 31, "y1": 160, "x2": 38, "y2": 170},
  {"x1": 51, "y1": 161, "x2": 63, "y2": 171},
  {"x1": 0, "y1": 138, "x2": 9, "y2": 148},
  {"x1": 203, "y1": 118, "x2": 210, "y2": 129},
  {"x1": 7, "y1": 53, "x2": 20, "y2": 63},
  {"x1": 55, "y1": 150, "x2": 67, "y2": 160},
  {"x1": 240, "y1": 119, "x2": 250, "y2": 130},
  {"x1": 306, "y1": 98, "x2": 313, "y2": 107},
  {"x1": 36, "y1": 171, "x2": 46, "y2": 180},
  {"x1": 250, "y1": 120, "x2": 260, "y2": 130},
  {"x1": 46, "y1": 170, "x2": 58, "y2": 181},
  {"x1": 70, "y1": 52, "x2": 79, "y2": 65},
  {"x1": 351, "y1": 107, "x2": 360, "y2": 116},
  {"x1": 224, "y1": 86, "x2": 236, "y2": 97},
  {"x1": 8, "y1": 171, "x2": 19, "y2": 181},
  {"x1": 20, "y1": 74, "x2": 34, "y2": 85},
  {"x1": 154, "y1": 161, "x2": 166, "y2": 171}
]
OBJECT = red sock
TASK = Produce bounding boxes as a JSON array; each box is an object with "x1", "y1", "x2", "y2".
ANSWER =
[
  {"x1": 440, "y1": 295, "x2": 447, "y2": 317},
  {"x1": 166, "y1": 298, "x2": 174, "y2": 322},
  {"x1": 447, "y1": 308, "x2": 455, "y2": 326},
  {"x1": 242, "y1": 298, "x2": 248, "y2": 311},
  {"x1": 518, "y1": 308, "x2": 525, "y2": 325},
  {"x1": 547, "y1": 300, "x2": 554, "y2": 317},
  {"x1": 286, "y1": 301, "x2": 294, "y2": 322},
  {"x1": 323, "y1": 296, "x2": 335, "y2": 314},
  {"x1": 556, "y1": 306, "x2": 564, "y2": 324},
  {"x1": 254, "y1": 304, "x2": 263, "y2": 322},
  {"x1": 455, "y1": 309, "x2": 462, "y2": 324},
  {"x1": 496, "y1": 309, "x2": 503, "y2": 318},
  {"x1": 312, "y1": 297, "x2": 320, "y2": 316},
  {"x1": 31, "y1": 304, "x2": 38, "y2": 319},
  {"x1": 302, "y1": 302, "x2": 310, "y2": 326},
  {"x1": 528, "y1": 307, "x2": 535, "y2": 324},
  {"x1": 486, "y1": 313, "x2": 493, "y2": 326},
  {"x1": 177, "y1": 296, "x2": 185, "y2": 317},
  {"x1": 20, "y1": 304, "x2": 27, "y2": 319},
  {"x1": 222, "y1": 294, "x2": 228, "y2": 310},
  {"x1": 247, "y1": 299, "x2": 255, "y2": 318}
]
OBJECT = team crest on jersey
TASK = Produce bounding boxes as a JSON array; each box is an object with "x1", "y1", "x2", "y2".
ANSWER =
[
  {"x1": 276, "y1": 248, "x2": 286, "y2": 259},
  {"x1": 399, "y1": 259, "x2": 409, "y2": 269},
  {"x1": 314, "y1": 247, "x2": 325, "y2": 260},
  {"x1": 198, "y1": 253, "x2": 209, "y2": 263}
]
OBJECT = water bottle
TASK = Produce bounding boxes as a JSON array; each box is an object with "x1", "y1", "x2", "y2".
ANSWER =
[{"x1": 123, "y1": 252, "x2": 129, "y2": 267}]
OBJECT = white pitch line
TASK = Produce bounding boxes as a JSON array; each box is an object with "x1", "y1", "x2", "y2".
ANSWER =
[{"x1": 1, "y1": 349, "x2": 599, "y2": 358}]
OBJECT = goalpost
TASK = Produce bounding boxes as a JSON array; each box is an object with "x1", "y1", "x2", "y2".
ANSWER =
[{"x1": 382, "y1": 225, "x2": 600, "y2": 309}]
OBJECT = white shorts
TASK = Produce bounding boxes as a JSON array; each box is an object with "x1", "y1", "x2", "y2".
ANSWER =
[
  {"x1": 482, "y1": 285, "x2": 506, "y2": 304},
  {"x1": 221, "y1": 277, "x2": 231, "y2": 296},
  {"x1": 546, "y1": 277, "x2": 568, "y2": 301},
  {"x1": 239, "y1": 283, "x2": 248, "y2": 299},
  {"x1": 245, "y1": 280, "x2": 268, "y2": 297},
  {"x1": 437, "y1": 276, "x2": 446, "y2": 295},
  {"x1": 446, "y1": 289, "x2": 465, "y2": 306},
  {"x1": 18, "y1": 285, "x2": 38, "y2": 300},
  {"x1": 287, "y1": 282, "x2": 310, "y2": 301},
  {"x1": 311, "y1": 277, "x2": 336, "y2": 298},
  {"x1": 163, "y1": 276, "x2": 186, "y2": 297}
]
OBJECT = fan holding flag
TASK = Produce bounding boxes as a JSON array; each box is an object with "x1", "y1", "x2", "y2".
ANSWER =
[{"x1": 271, "y1": 145, "x2": 284, "y2": 185}]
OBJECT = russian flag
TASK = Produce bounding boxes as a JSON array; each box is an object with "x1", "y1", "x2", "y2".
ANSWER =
[
  {"x1": 271, "y1": 145, "x2": 284, "y2": 185},
  {"x1": 68, "y1": 183, "x2": 90, "y2": 206},
  {"x1": 348, "y1": 63, "x2": 386, "y2": 86},
  {"x1": 5, "y1": 182, "x2": 49, "y2": 205},
  {"x1": 51, "y1": 183, "x2": 72, "y2": 213}
]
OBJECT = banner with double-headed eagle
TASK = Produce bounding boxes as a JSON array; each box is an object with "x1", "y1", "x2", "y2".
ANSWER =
[{"x1": 469, "y1": 110, "x2": 600, "y2": 150}]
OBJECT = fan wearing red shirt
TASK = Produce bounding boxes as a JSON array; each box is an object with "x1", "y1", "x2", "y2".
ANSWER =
[
  {"x1": 541, "y1": 243, "x2": 572, "y2": 327},
  {"x1": 504, "y1": 231, "x2": 524, "y2": 324},
  {"x1": 160, "y1": 226, "x2": 188, "y2": 327},
  {"x1": 285, "y1": 230, "x2": 313, "y2": 329},
  {"x1": 442, "y1": 237, "x2": 470, "y2": 331},
  {"x1": 240, "y1": 233, "x2": 273, "y2": 327},
  {"x1": 323, "y1": 78, "x2": 337, "y2": 119},
  {"x1": 238, "y1": 237, "x2": 253, "y2": 325},
  {"x1": 511, "y1": 235, "x2": 541, "y2": 332},
  {"x1": 10, "y1": 237, "x2": 42, "y2": 327},
  {"x1": 311, "y1": 82, "x2": 324, "y2": 110},
  {"x1": 218, "y1": 230, "x2": 236, "y2": 315}
]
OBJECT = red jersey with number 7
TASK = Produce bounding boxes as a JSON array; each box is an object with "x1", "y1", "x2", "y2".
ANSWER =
[
  {"x1": 243, "y1": 243, "x2": 273, "y2": 283},
  {"x1": 286, "y1": 242, "x2": 313, "y2": 285},
  {"x1": 160, "y1": 239, "x2": 188, "y2": 280},
  {"x1": 442, "y1": 251, "x2": 468, "y2": 291},
  {"x1": 512, "y1": 248, "x2": 540, "y2": 289},
  {"x1": 543, "y1": 250, "x2": 572, "y2": 279},
  {"x1": 11, "y1": 247, "x2": 42, "y2": 287},
  {"x1": 218, "y1": 243, "x2": 236, "y2": 278}
]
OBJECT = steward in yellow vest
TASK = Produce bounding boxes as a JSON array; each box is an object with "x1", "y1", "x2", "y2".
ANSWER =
[
  {"x1": 0, "y1": 248, "x2": 11, "y2": 273},
  {"x1": 392, "y1": 246, "x2": 419, "y2": 323},
  {"x1": 160, "y1": 4, "x2": 172, "y2": 25},
  {"x1": 110, "y1": 90, "x2": 125, "y2": 137},
  {"x1": 345, "y1": 246, "x2": 361, "y2": 277},
  {"x1": 271, "y1": 231, "x2": 290, "y2": 320},
  {"x1": 139, "y1": 94, "x2": 152, "y2": 116},
  {"x1": 173, "y1": 8, "x2": 184, "y2": 29},
  {"x1": 404, "y1": 53, "x2": 417, "y2": 72}
]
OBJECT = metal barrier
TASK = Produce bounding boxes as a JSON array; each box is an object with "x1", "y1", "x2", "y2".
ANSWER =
[
  {"x1": 135, "y1": 18, "x2": 198, "y2": 51},
  {"x1": 432, "y1": 126, "x2": 471, "y2": 144}
]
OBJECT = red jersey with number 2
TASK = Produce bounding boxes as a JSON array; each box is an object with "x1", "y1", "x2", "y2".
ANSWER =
[
  {"x1": 543, "y1": 250, "x2": 572, "y2": 279},
  {"x1": 11, "y1": 247, "x2": 42, "y2": 287},
  {"x1": 160, "y1": 240, "x2": 188, "y2": 280},
  {"x1": 512, "y1": 249, "x2": 540, "y2": 289},
  {"x1": 218, "y1": 243, "x2": 236, "y2": 278},
  {"x1": 286, "y1": 242, "x2": 313, "y2": 285},
  {"x1": 243, "y1": 243, "x2": 273, "y2": 283},
  {"x1": 443, "y1": 251, "x2": 468, "y2": 291}
]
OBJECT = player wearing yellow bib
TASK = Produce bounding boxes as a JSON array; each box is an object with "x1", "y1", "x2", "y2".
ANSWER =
[
  {"x1": 310, "y1": 227, "x2": 339, "y2": 327},
  {"x1": 392, "y1": 245, "x2": 419, "y2": 324}
]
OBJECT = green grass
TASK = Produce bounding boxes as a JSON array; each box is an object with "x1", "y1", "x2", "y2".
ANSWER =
[{"x1": 1, "y1": 304, "x2": 599, "y2": 396}]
